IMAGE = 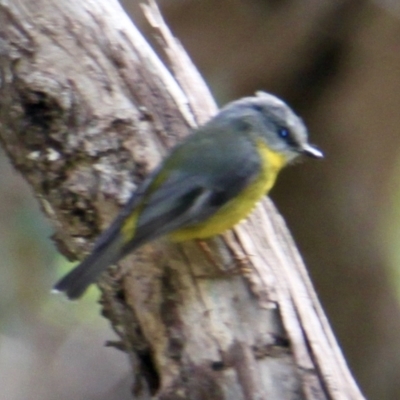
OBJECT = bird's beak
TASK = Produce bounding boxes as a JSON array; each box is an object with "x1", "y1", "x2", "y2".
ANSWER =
[{"x1": 301, "y1": 143, "x2": 324, "y2": 159}]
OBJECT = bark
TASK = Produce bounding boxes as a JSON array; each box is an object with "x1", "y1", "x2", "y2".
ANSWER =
[{"x1": 0, "y1": 1, "x2": 365, "y2": 399}]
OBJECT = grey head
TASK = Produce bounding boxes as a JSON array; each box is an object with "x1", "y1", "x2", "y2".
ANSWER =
[{"x1": 216, "y1": 91, "x2": 323, "y2": 162}]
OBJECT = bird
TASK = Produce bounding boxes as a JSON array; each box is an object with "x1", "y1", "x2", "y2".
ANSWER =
[{"x1": 53, "y1": 91, "x2": 323, "y2": 299}]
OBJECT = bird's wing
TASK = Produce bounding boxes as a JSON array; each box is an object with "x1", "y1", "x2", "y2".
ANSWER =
[{"x1": 123, "y1": 152, "x2": 261, "y2": 253}]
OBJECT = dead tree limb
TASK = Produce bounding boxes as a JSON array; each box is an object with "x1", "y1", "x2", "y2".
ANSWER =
[{"x1": 0, "y1": 0, "x2": 365, "y2": 399}]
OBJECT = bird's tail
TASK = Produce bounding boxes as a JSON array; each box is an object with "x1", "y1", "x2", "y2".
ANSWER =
[{"x1": 53, "y1": 230, "x2": 126, "y2": 300}]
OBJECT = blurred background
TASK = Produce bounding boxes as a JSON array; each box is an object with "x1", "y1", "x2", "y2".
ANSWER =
[{"x1": 2, "y1": 0, "x2": 400, "y2": 399}]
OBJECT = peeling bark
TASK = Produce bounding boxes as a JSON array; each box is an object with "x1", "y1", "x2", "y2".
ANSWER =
[{"x1": 0, "y1": 1, "x2": 365, "y2": 399}]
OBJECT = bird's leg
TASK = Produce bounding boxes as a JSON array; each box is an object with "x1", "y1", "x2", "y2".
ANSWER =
[
  {"x1": 196, "y1": 238, "x2": 252, "y2": 276},
  {"x1": 196, "y1": 239, "x2": 226, "y2": 271}
]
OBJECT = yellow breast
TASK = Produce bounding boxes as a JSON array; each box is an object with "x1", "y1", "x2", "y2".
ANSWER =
[{"x1": 170, "y1": 140, "x2": 287, "y2": 242}]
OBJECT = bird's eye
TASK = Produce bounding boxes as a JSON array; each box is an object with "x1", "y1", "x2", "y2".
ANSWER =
[
  {"x1": 251, "y1": 104, "x2": 263, "y2": 113},
  {"x1": 278, "y1": 127, "x2": 290, "y2": 139}
]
